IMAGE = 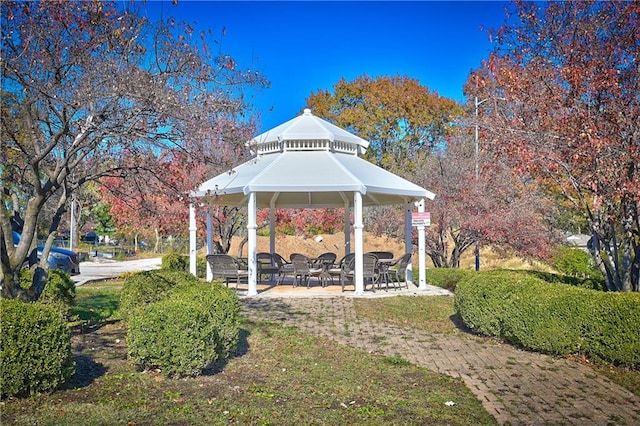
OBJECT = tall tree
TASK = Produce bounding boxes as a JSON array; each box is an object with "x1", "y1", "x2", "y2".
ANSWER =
[
  {"x1": 0, "y1": 1, "x2": 267, "y2": 300},
  {"x1": 306, "y1": 75, "x2": 465, "y2": 244},
  {"x1": 415, "y1": 132, "x2": 557, "y2": 268},
  {"x1": 467, "y1": 1, "x2": 639, "y2": 291},
  {"x1": 306, "y1": 75, "x2": 463, "y2": 170}
]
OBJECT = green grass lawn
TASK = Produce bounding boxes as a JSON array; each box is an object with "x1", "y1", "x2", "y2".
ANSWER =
[
  {"x1": 1, "y1": 283, "x2": 497, "y2": 425},
  {"x1": 3, "y1": 282, "x2": 637, "y2": 425}
]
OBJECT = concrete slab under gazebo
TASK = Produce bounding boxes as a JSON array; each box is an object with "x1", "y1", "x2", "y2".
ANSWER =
[{"x1": 189, "y1": 109, "x2": 435, "y2": 296}]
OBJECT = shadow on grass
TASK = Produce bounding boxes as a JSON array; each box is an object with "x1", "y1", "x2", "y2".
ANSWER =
[
  {"x1": 449, "y1": 313, "x2": 479, "y2": 335},
  {"x1": 203, "y1": 327, "x2": 251, "y2": 375},
  {"x1": 62, "y1": 355, "x2": 108, "y2": 390}
]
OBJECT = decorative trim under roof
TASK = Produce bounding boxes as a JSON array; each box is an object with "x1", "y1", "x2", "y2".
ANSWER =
[{"x1": 248, "y1": 109, "x2": 368, "y2": 156}]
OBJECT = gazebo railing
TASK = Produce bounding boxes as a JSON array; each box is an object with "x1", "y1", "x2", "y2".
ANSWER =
[
  {"x1": 255, "y1": 139, "x2": 360, "y2": 155},
  {"x1": 284, "y1": 139, "x2": 330, "y2": 151}
]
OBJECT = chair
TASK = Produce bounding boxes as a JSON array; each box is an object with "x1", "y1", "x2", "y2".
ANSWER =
[
  {"x1": 367, "y1": 251, "x2": 395, "y2": 290},
  {"x1": 206, "y1": 254, "x2": 249, "y2": 289},
  {"x1": 271, "y1": 253, "x2": 293, "y2": 284},
  {"x1": 340, "y1": 253, "x2": 379, "y2": 292},
  {"x1": 257, "y1": 252, "x2": 280, "y2": 282},
  {"x1": 387, "y1": 253, "x2": 412, "y2": 288},
  {"x1": 312, "y1": 252, "x2": 337, "y2": 267},
  {"x1": 290, "y1": 253, "x2": 323, "y2": 288},
  {"x1": 313, "y1": 252, "x2": 337, "y2": 286},
  {"x1": 328, "y1": 253, "x2": 355, "y2": 288},
  {"x1": 367, "y1": 251, "x2": 394, "y2": 261}
]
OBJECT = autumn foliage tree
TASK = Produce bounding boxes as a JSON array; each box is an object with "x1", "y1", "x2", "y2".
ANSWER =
[
  {"x1": 100, "y1": 152, "x2": 204, "y2": 252},
  {"x1": 256, "y1": 208, "x2": 344, "y2": 237},
  {"x1": 0, "y1": 1, "x2": 267, "y2": 300},
  {"x1": 467, "y1": 1, "x2": 639, "y2": 291},
  {"x1": 415, "y1": 131, "x2": 557, "y2": 268},
  {"x1": 306, "y1": 75, "x2": 463, "y2": 171},
  {"x1": 306, "y1": 75, "x2": 465, "y2": 244}
]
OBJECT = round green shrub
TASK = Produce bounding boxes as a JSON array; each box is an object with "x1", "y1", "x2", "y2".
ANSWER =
[
  {"x1": 161, "y1": 253, "x2": 188, "y2": 271},
  {"x1": 552, "y1": 246, "x2": 605, "y2": 289},
  {"x1": 40, "y1": 270, "x2": 76, "y2": 317},
  {"x1": 18, "y1": 268, "x2": 76, "y2": 318},
  {"x1": 119, "y1": 269, "x2": 199, "y2": 321},
  {"x1": 0, "y1": 299, "x2": 75, "y2": 397},
  {"x1": 126, "y1": 283, "x2": 241, "y2": 378}
]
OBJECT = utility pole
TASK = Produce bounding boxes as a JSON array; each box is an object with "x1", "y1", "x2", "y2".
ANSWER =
[{"x1": 474, "y1": 96, "x2": 485, "y2": 272}]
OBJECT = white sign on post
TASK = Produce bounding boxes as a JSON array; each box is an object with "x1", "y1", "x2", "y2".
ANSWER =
[{"x1": 411, "y1": 211, "x2": 431, "y2": 227}]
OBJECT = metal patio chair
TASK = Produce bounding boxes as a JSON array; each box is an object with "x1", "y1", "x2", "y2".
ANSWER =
[{"x1": 206, "y1": 254, "x2": 249, "y2": 288}]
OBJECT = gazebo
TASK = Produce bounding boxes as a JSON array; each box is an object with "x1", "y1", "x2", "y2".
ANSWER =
[{"x1": 189, "y1": 109, "x2": 435, "y2": 296}]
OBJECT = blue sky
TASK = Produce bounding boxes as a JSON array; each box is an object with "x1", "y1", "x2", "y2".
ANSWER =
[{"x1": 144, "y1": 1, "x2": 511, "y2": 131}]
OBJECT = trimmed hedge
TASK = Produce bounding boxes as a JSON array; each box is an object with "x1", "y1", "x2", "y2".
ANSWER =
[
  {"x1": 119, "y1": 270, "x2": 200, "y2": 321},
  {"x1": 19, "y1": 269, "x2": 76, "y2": 317},
  {"x1": 552, "y1": 246, "x2": 603, "y2": 278},
  {"x1": 40, "y1": 270, "x2": 77, "y2": 318},
  {"x1": 161, "y1": 253, "x2": 207, "y2": 278},
  {"x1": 454, "y1": 270, "x2": 640, "y2": 368},
  {"x1": 428, "y1": 268, "x2": 473, "y2": 291},
  {"x1": 0, "y1": 299, "x2": 75, "y2": 397},
  {"x1": 161, "y1": 253, "x2": 188, "y2": 271},
  {"x1": 126, "y1": 283, "x2": 241, "y2": 378}
]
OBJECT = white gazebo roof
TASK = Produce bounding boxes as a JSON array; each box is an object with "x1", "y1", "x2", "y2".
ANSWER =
[{"x1": 193, "y1": 109, "x2": 435, "y2": 207}]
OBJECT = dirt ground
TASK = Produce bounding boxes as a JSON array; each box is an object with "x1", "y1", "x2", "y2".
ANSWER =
[
  {"x1": 223, "y1": 232, "x2": 550, "y2": 271},
  {"x1": 227, "y1": 232, "x2": 409, "y2": 261}
]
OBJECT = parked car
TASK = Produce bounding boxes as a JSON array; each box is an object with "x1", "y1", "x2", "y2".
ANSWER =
[
  {"x1": 13, "y1": 231, "x2": 80, "y2": 275},
  {"x1": 81, "y1": 231, "x2": 98, "y2": 244}
]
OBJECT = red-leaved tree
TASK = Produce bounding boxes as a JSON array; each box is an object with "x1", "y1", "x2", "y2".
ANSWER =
[
  {"x1": 415, "y1": 132, "x2": 557, "y2": 268},
  {"x1": 467, "y1": 1, "x2": 639, "y2": 291}
]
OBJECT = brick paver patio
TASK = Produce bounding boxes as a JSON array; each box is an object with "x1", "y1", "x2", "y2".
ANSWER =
[{"x1": 241, "y1": 294, "x2": 640, "y2": 426}]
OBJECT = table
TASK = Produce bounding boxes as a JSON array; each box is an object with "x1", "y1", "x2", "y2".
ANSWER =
[
  {"x1": 376, "y1": 258, "x2": 397, "y2": 290},
  {"x1": 310, "y1": 257, "x2": 335, "y2": 287}
]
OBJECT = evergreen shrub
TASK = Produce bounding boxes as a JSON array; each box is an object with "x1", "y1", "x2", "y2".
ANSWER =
[
  {"x1": 196, "y1": 256, "x2": 207, "y2": 279},
  {"x1": 18, "y1": 268, "x2": 76, "y2": 318},
  {"x1": 551, "y1": 246, "x2": 605, "y2": 290},
  {"x1": 0, "y1": 299, "x2": 75, "y2": 397},
  {"x1": 160, "y1": 253, "x2": 206, "y2": 278},
  {"x1": 40, "y1": 270, "x2": 76, "y2": 318},
  {"x1": 454, "y1": 270, "x2": 640, "y2": 368},
  {"x1": 126, "y1": 283, "x2": 241, "y2": 378},
  {"x1": 161, "y1": 253, "x2": 188, "y2": 271},
  {"x1": 428, "y1": 268, "x2": 472, "y2": 291},
  {"x1": 119, "y1": 269, "x2": 199, "y2": 320}
]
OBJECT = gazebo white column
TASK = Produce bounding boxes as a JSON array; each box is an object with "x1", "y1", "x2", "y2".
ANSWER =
[
  {"x1": 206, "y1": 208, "x2": 213, "y2": 281},
  {"x1": 353, "y1": 191, "x2": 364, "y2": 295},
  {"x1": 269, "y1": 198, "x2": 276, "y2": 254},
  {"x1": 416, "y1": 199, "x2": 427, "y2": 290},
  {"x1": 405, "y1": 201, "x2": 413, "y2": 285},
  {"x1": 340, "y1": 192, "x2": 351, "y2": 256},
  {"x1": 189, "y1": 202, "x2": 197, "y2": 276},
  {"x1": 247, "y1": 192, "x2": 258, "y2": 296}
]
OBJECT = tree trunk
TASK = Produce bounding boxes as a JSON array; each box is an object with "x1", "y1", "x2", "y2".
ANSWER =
[
  {"x1": 237, "y1": 236, "x2": 248, "y2": 258},
  {"x1": 154, "y1": 228, "x2": 160, "y2": 253}
]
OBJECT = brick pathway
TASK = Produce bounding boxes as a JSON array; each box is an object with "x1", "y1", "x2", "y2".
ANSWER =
[{"x1": 241, "y1": 296, "x2": 640, "y2": 426}]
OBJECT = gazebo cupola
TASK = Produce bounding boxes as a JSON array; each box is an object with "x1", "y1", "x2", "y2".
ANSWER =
[{"x1": 249, "y1": 108, "x2": 369, "y2": 156}]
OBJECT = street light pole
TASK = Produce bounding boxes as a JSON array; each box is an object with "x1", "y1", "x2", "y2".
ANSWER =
[
  {"x1": 474, "y1": 96, "x2": 485, "y2": 272},
  {"x1": 473, "y1": 95, "x2": 506, "y2": 271}
]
